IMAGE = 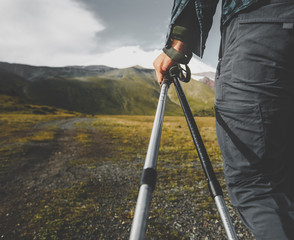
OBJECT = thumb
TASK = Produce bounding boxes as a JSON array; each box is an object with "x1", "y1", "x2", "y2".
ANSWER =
[{"x1": 153, "y1": 52, "x2": 177, "y2": 84}]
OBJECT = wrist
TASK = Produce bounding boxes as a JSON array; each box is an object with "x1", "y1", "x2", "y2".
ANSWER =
[
  {"x1": 171, "y1": 39, "x2": 189, "y2": 55},
  {"x1": 162, "y1": 45, "x2": 192, "y2": 65}
]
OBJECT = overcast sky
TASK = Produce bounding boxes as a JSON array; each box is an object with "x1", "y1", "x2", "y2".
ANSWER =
[{"x1": 0, "y1": 0, "x2": 221, "y2": 72}]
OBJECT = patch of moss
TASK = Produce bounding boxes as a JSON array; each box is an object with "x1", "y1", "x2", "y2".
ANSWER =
[
  {"x1": 73, "y1": 132, "x2": 92, "y2": 144},
  {"x1": 26, "y1": 182, "x2": 99, "y2": 239}
]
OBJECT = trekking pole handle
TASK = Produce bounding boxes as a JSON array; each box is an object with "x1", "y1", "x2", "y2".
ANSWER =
[{"x1": 169, "y1": 64, "x2": 191, "y2": 83}]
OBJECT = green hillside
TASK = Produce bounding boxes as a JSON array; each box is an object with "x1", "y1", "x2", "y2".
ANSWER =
[
  {"x1": 0, "y1": 62, "x2": 215, "y2": 116},
  {"x1": 168, "y1": 80, "x2": 215, "y2": 116}
]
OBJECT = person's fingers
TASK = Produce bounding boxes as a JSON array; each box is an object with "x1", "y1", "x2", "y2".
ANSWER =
[
  {"x1": 155, "y1": 70, "x2": 163, "y2": 84},
  {"x1": 153, "y1": 52, "x2": 177, "y2": 84},
  {"x1": 153, "y1": 54, "x2": 165, "y2": 84}
]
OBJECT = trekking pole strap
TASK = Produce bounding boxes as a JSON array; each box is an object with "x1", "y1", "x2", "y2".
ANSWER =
[
  {"x1": 162, "y1": 46, "x2": 192, "y2": 65},
  {"x1": 169, "y1": 64, "x2": 191, "y2": 83}
]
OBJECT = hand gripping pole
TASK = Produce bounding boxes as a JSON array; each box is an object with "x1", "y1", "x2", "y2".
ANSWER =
[
  {"x1": 170, "y1": 65, "x2": 238, "y2": 240},
  {"x1": 129, "y1": 77, "x2": 172, "y2": 240}
]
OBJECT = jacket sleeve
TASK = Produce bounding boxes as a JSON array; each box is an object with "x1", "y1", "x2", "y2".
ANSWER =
[
  {"x1": 170, "y1": 0, "x2": 199, "y2": 50},
  {"x1": 166, "y1": 0, "x2": 219, "y2": 58}
]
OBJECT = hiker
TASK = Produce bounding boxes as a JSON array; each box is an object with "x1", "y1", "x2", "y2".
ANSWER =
[{"x1": 153, "y1": 0, "x2": 294, "y2": 239}]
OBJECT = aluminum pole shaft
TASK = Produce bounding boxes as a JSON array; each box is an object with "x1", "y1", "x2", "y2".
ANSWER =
[
  {"x1": 172, "y1": 76, "x2": 238, "y2": 240},
  {"x1": 129, "y1": 81, "x2": 170, "y2": 240},
  {"x1": 215, "y1": 196, "x2": 238, "y2": 240}
]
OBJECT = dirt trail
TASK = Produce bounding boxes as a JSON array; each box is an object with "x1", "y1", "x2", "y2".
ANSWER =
[
  {"x1": 0, "y1": 116, "x2": 253, "y2": 239},
  {"x1": 1, "y1": 118, "x2": 90, "y2": 196},
  {"x1": 1, "y1": 118, "x2": 97, "y2": 237}
]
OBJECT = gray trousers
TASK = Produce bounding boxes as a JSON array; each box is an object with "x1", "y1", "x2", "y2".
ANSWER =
[{"x1": 215, "y1": 1, "x2": 294, "y2": 239}]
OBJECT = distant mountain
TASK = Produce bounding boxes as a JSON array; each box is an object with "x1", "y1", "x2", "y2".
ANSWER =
[
  {"x1": 168, "y1": 79, "x2": 215, "y2": 116},
  {"x1": 0, "y1": 62, "x2": 116, "y2": 81},
  {"x1": 198, "y1": 77, "x2": 215, "y2": 90},
  {"x1": 193, "y1": 72, "x2": 216, "y2": 80},
  {"x1": 0, "y1": 62, "x2": 215, "y2": 116}
]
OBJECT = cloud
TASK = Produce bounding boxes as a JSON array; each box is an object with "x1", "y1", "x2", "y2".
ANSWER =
[
  {"x1": 86, "y1": 46, "x2": 161, "y2": 69},
  {"x1": 0, "y1": 0, "x2": 104, "y2": 66},
  {"x1": 72, "y1": 0, "x2": 220, "y2": 68},
  {"x1": 0, "y1": 0, "x2": 217, "y2": 72},
  {"x1": 73, "y1": 0, "x2": 172, "y2": 52},
  {"x1": 189, "y1": 57, "x2": 216, "y2": 73},
  {"x1": 86, "y1": 45, "x2": 215, "y2": 74}
]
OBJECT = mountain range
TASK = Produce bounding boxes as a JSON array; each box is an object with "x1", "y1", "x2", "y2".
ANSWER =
[{"x1": 0, "y1": 61, "x2": 215, "y2": 116}]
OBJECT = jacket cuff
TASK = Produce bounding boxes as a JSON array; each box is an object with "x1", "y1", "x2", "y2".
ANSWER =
[{"x1": 171, "y1": 25, "x2": 192, "y2": 44}]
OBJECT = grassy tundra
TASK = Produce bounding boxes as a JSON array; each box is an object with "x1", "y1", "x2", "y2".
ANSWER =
[{"x1": 0, "y1": 111, "x2": 253, "y2": 239}]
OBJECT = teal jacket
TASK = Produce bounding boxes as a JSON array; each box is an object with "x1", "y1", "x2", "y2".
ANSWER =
[{"x1": 166, "y1": 0, "x2": 260, "y2": 57}]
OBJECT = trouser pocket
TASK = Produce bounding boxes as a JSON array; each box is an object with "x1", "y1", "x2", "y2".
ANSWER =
[
  {"x1": 232, "y1": 5, "x2": 294, "y2": 86},
  {"x1": 215, "y1": 102, "x2": 265, "y2": 180}
]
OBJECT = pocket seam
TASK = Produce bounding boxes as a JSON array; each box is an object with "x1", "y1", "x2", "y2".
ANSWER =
[{"x1": 239, "y1": 18, "x2": 294, "y2": 24}]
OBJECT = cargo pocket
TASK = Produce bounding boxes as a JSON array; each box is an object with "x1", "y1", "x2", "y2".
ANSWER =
[
  {"x1": 215, "y1": 102, "x2": 265, "y2": 180},
  {"x1": 260, "y1": 101, "x2": 293, "y2": 164},
  {"x1": 232, "y1": 17, "x2": 294, "y2": 84}
]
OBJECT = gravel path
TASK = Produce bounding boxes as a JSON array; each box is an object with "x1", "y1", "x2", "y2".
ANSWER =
[{"x1": 0, "y1": 117, "x2": 254, "y2": 239}]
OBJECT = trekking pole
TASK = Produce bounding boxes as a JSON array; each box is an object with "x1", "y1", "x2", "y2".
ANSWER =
[
  {"x1": 129, "y1": 76, "x2": 172, "y2": 240},
  {"x1": 170, "y1": 65, "x2": 238, "y2": 240}
]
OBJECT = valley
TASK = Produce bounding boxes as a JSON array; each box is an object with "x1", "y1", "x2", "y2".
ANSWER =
[{"x1": 0, "y1": 62, "x2": 215, "y2": 117}]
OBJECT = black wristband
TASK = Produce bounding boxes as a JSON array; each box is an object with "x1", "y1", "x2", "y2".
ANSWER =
[{"x1": 162, "y1": 46, "x2": 192, "y2": 64}]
